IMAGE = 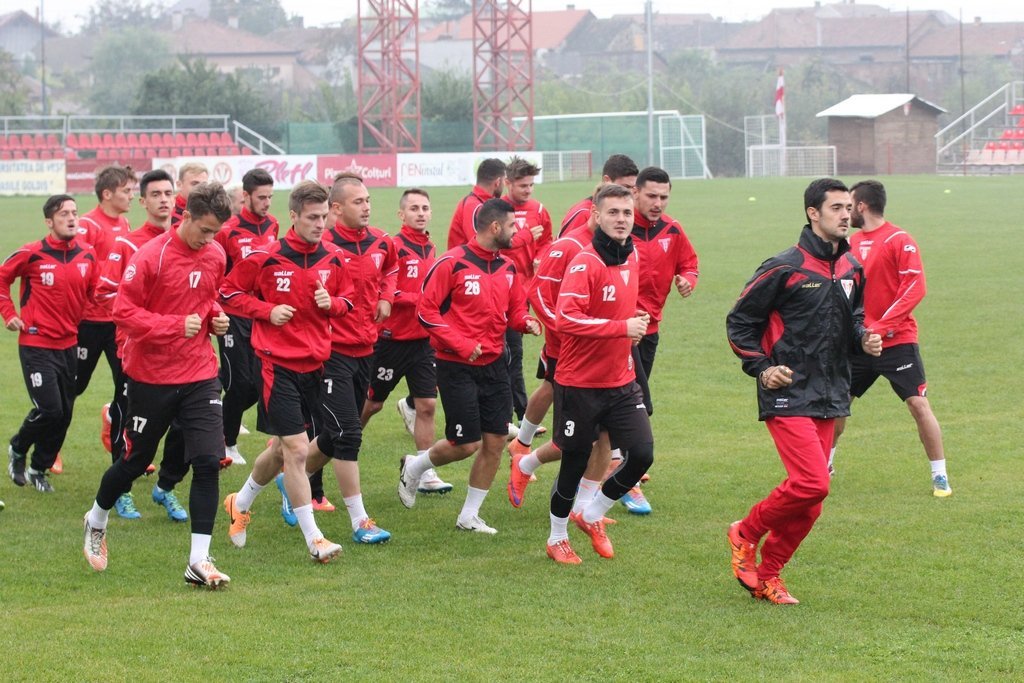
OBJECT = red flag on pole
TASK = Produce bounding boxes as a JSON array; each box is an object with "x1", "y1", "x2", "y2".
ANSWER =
[{"x1": 775, "y1": 69, "x2": 785, "y2": 119}]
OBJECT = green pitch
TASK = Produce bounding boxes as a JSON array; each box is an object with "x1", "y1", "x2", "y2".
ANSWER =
[{"x1": 0, "y1": 175, "x2": 1020, "y2": 680}]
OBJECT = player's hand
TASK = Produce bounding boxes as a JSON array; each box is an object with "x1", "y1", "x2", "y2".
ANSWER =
[
  {"x1": 468, "y1": 343, "x2": 483, "y2": 362},
  {"x1": 270, "y1": 304, "x2": 296, "y2": 325},
  {"x1": 528, "y1": 224, "x2": 544, "y2": 240},
  {"x1": 524, "y1": 318, "x2": 541, "y2": 336},
  {"x1": 184, "y1": 313, "x2": 203, "y2": 338},
  {"x1": 314, "y1": 279, "x2": 332, "y2": 311},
  {"x1": 374, "y1": 299, "x2": 392, "y2": 323},
  {"x1": 626, "y1": 315, "x2": 648, "y2": 342},
  {"x1": 211, "y1": 312, "x2": 230, "y2": 336},
  {"x1": 5, "y1": 316, "x2": 25, "y2": 332},
  {"x1": 674, "y1": 274, "x2": 693, "y2": 298},
  {"x1": 759, "y1": 365, "x2": 794, "y2": 389},
  {"x1": 862, "y1": 331, "x2": 883, "y2": 357}
]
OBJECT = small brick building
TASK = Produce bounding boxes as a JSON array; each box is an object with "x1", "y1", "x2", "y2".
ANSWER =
[{"x1": 817, "y1": 94, "x2": 946, "y2": 174}]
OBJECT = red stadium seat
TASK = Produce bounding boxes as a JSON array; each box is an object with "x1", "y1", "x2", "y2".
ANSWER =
[
  {"x1": 33, "y1": 133, "x2": 46, "y2": 147},
  {"x1": 1000, "y1": 129, "x2": 1013, "y2": 139},
  {"x1": 40, "y1": 149, "x2": 54, "y2": 160},
  {"x1": 20, "y1": 134, "x2": 35, "y2": 148},
  {"x1": 169, "y1": 148, "x2": 181, "y2": 157},
  {"x1": 114, "y1": 132, "x2": 127, "y2": 147},
  {"x1": 0, "y1": 150, "x2": 10, "y2": 160},
  {"x1": 1011, "y1": 104, "x2": 1024, "y2": 116},
  {"x1": 65, "y1": 132, "x2": 79, "y2": 148},
  {"x1": 138, "y1": 133, "x2": 151, "y2": 147},
  {"x1": 46, "y1": 133, "x2": 59, "y2": 147},
  {"x1": 180, "y1": 147, "x2": 193, "y2": 156},
  {"x1": 173, "y1": 133, "x2": 186, "y2": 146},
  {"x1": 157, "y1": 148, "x2": 170, "y2": 158},
  {"x1": 159, "y1": 133, "x2": 172, "y2": 147},
  {"x1": 102, "y1": 133, "x2": 115, "y2": 147},
  {"x1": 197, "y1": 133, "x2": 210, "y2": 147},
  {"x1": 12, "y1": 150, "x2": 25, "y2": 159},
  {"x1": 88, "y1": 133, "x2": 102, "y2": 149},
  {"x1": 0, "y1": 136, "x2": 8, "y2": 149},
  {"x1": 241, "y1": 146, "x2": 252, "y2": 155},
  {"x1": 64, "y1": 148, "x2": 79, "y2": 160},
  {"x1": 185, "y1": 132, "x2": 198, "y2": 147},
  {"x1": 26, "y1": 150, "x2": 39, "y2": 159},
  {"x1": 143, "y1": 148, "x2": 157, "y2": 159},
  {"x1": 126, "y1": 133, "x2": 139, "y2": 147}
]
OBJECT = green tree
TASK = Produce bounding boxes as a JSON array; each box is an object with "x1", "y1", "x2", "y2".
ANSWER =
[
  {"x1": 82, "y1": 0, "x2": 164, "y2": 31},
  {"x1": 210, "y1": 0, "x2": 289, "y2": 36},
  {"x1": 421, "y1": 68, "x2": 473, "y2": 121},
  {"x1": 423, "y1": 0, "x2": 471, "y2": 22},
  {"x1": 0, "y1": 49, "x2": 30, "y2": 115},
  {"x1": 87, "y1": 28, "x2": 172, "y2": 115}
]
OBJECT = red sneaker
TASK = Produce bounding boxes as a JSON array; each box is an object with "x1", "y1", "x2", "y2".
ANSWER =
[
  {"x1": 728, "y1": 521, "x2": 758, "y2": 594},
  {"x1": 49, "y1": 452, "x2": 63, "y2": 475},
  {"x1": 569, "y1": 511, "x2": 614, "y2": 558},
  {"x1": 507, "y1": 451, "x2": 532, "y2": 508},
  {"x1": 755, "y1": 576, "x2": 800, "y2": 605},
  {"x1": 546, "y1": 539, "x2": 582, "y2": 565},
  {"x1": 311, "y1": 495, "x2": 336, "y2": 512}
]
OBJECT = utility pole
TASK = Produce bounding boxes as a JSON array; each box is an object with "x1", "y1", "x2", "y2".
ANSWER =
[{"x1": 646, "y1": 0, "x2": 654, "y2": 167}]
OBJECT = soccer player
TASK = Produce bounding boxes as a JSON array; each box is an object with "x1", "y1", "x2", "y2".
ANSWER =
[
  {"x1": 832, "y1": 179, "x2": 952, "y2": 496},
  {"x1": 360, "y1": 188, "x2": 452, "y2": 495},
  {"x1": 295, "y1": 173, "x2": 397, "y2": 543},
  {"x1": 219, "y1": 180, "x2": 352, "y2": 564},
  {"x1": 446, "y1": 158, "x2": 506, "y2": 251},
  {"x1": 543, "y1": 184, "x2": 654, "y2": 564},
  {"x1": 171, "y1": 162, "x2": 209, "y2": 228},
  {"x1": 96, "y1": 169, "x2": 191, "y2": 520},
  {"x1": 82, "y1": 182, "x2": 234, "y2": 588},
  {"x1": 726, "y1": 178, "x2": 882, "y2": 605},
  {"x1": 2, "y1": 195, "x2": 99, "y2": 493},
  {"x1": 75, "y1": 165, "x2": 135, "y2": 474},
  {"x1": 216, "y1": 168, "x2": 280, "y2": 467},
  {"x1": 502, "y1": 156, "x2": 551, "y2": 428},
  {"x1": 399, "y1": 198, "x2": 541, "y2": 533},
  {"x1": 559, "y1": 154, "x2": 638, "y2": 237}
]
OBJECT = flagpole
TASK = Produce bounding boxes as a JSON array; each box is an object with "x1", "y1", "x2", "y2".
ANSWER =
[{"x1": 776, "y1": 69, "x2": 786, "y2": 176}]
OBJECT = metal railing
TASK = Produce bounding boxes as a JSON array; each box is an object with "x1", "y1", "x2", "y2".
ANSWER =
[
  {"x1": 233, "y1": 121, "x2": 285, "y2": 155},
  {"x1": 935, "y1": 81, "x2": 1024, "y2": 168},
  {"x1": 67, "y1": 115, "x2": 230, "y2": 135}
]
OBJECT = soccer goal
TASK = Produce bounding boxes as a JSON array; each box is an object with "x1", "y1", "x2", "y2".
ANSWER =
[{"x1": 744, "y1": 115, "x2": 836, "y2": 177}]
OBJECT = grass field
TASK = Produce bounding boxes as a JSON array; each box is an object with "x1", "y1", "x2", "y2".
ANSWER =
[{"x1": 0, "y1": 175, "x2": 1021, "y2": 681}]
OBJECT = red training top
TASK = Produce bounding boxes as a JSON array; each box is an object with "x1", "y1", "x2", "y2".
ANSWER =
[
  {"x1": 447, "y1": 185, "x2": 496, "y2": 251},
  {"x1": 559, "y1": 196, "x2": 593, "y2": 238},
  {"x1": 528, "y1": 225, "x2": 593, "y2": 360},
  {"x1": 380, "y1": 225, "x2": 435, "y2": 342},
  {"x1": 77, "y1": 206, "x2": 131, "y2": 323},
  {"x1": 631, "y1": 212, "x2": 700, "y2": 333},
  {"x1": 216, "y1": 207, "x2": 280, "y2": 275},
  {"x1": 504, "y1": 198, "x2": 553, "y2": 283}
]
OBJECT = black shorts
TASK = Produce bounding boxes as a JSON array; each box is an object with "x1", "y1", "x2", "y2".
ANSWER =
[
  {"x1": 256, "y1": 358, "x2": 323, "y2": 438},
  {"x1": 436, "y1": 357, "x2": 511, "y2": 445},
  {"x1": 553, "y1": 381, "x2": 653, "y2": 453},
  {"x1": 317, "y1": 352, "x2": 371, "y2": 461},
  {"x1": 75, "y1": 320, "x2": 118, "y2": 395},
  {"x1": 123, "y1": 377, "x2": 223, "y2": 467},
  {"x1": 535, "y1": 347, "x2": 558, "y2": 383},
  {"x1": 367, "y1": 338, "x2": 437, "y2": 402},
  {"x1": 850, "y1": 343, "x2": 928, "y2": 401},
  {"x1": 218, "y1": 316, "x2": 258, "y2": 393}
]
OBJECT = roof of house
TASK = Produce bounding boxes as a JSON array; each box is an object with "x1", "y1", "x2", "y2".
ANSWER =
[
  {"x1": 167, "y1": 19, "x2": 298, "y2": 57},
  {"x1": 912, "y1": 21, "x2": 1024, "y2": 58},
  {"x1": 816, "y1": 93, "x2": 947, "y2": 118},
  {"x1": 420, "y1": 9, "x2": 593, "y2": 51},
  {"x1": 0, "y1": 10, "x2": 61, "y2": 38}
]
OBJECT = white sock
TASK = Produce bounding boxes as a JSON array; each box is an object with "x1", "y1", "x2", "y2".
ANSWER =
[
  {"x1": 88, "y1": 501, "x2": 109, "y2": 530},
  {"x1": 416, "y1": 449, "x2": 429, "y2": 459},
  {"x1": 518, "y1": 452, "x2": 542, "y2": 475},
  {"x1": 405, "y1": 451, "x2": 433, "y2": 482},
  {"x1": 235, "y1": 475, "x2": 265, "y2": 512},
  {"x1": 572, "y1": 478, "x2": 601, "y2": 514},
  {"x1": 548, "y1": 513, "x2": 569, "y2": 544},
  {"x1": 518, "y1": 417, "x2": 541, "y2": 445},
  {"x1": 189, "y1": 533, "x2": 212, "y2": 566},
  {"x1": 828, "y1": 446, "x2": 836, "y2": 469},
  {"x1": 930, "y1": 459, "x2": 947, "y2": 478},
  {"x1": 583, "y1": 491, "x2": 616, "y2": 524},
  {"x1": 294, "y1": 504, "x2": 322, "y2": 546},
  {"x1": 460, "y1": 486, "x2": 489, "y2": 520},
  {"x1": 344, "y1": 494, "x2": 368, "y2": 530}
]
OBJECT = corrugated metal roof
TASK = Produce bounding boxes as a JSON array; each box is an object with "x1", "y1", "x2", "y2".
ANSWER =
[{"x1": 816, "y1": 94, "x2": 947, "y2": 118}]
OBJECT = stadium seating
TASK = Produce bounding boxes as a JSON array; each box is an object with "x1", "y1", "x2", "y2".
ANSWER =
[{"x1": 0, "y1": 130, "x2": 244, "y2": 160}]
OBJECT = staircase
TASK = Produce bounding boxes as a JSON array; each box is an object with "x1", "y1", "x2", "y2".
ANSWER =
[{"x1": 936, "y1": 81, "x2": 1024, "y2": 175}]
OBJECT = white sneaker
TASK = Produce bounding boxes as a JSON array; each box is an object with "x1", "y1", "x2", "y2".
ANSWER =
[
  {"x1": 456, "y1": 514, "x2": 497, "y2": 535},
  {"x1": 83, "y1": 514, "x2": 108, "y2": 572},
  {"x1": 309, "y1": 537, "x2": 343, "y2": 563},
  {"x1": 238, "y1": 423, "x2": 250, "y2": 436},
  {"x1": 184, "y1": 556, "x2": 231, "y2": 588},
  {"x1": 418, "y1": 467, "x2": 453, "y2": 494},
  {"x1": 506, "y1": 422, "x2": 520, "y2": 442},
  {"x1": 398, "y1": 456, "x2": 418, "y2": 508},
  {"x1": 225, "y1": 444, "x2": 246, "y2": 466},
  {"x1": 396, "y1": 398, "x2": 416, "y2": 436}
]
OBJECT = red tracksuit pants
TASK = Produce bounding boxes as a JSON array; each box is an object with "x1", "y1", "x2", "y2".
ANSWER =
[{"x1": 738, "y1": 416, "x2": 834, "y2": 581}]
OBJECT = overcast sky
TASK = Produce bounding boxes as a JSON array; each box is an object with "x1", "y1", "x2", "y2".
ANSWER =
[{"x1": 8, "y1": 0, "x2": 1024, "y2": 32}]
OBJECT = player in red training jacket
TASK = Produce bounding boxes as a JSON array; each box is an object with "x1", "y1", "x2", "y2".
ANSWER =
[
  {"x1": 220, "y1": 180, "x2": 354, "y2": 565},
  {"x1": 2, "y1": 195, "x2": 99, "y2": 493},
  {"x1": 83, "y1": 182, "x2": 235, "y2": 588},
  {"x1": 215, "y1": 167, "x2": 280, "y2": 467},
  {"x1": 446, "y1": 158, "x2": 506, "y2": 251},
  {"x1": 544, "y1": 183, "x2": 654, "y2": 564},
  {"x1": 558, "y1": 154, "x2": 638, "y2": 238},
  {"x1": 361, "y1": 188, "x2": 451, "y2": 495},
  {"x1": 833, "y1": 179, "x2": 952, "y2": 497},
  {"x1": 170, "y1": 162, "x2": 208, "y2": 228},
  {"x1": 399, "y1": 198, "x2": 540, "y2": 534}
]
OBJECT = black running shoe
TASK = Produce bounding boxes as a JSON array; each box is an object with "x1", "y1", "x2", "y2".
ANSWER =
[
  {"x1": 8, "y1": 446, "x2": 26, "y2": 487},
  {"x1": 27, "y1": 470, "x2": 54, "y2": 493}
]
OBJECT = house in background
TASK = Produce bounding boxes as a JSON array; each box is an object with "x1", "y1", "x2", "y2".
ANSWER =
[{"x1": 0, "y1": 10, "x2": 59, "y2": 65}]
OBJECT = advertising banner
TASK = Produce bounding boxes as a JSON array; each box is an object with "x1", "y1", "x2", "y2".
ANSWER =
[
  {"x1": 396, "y1": 151, "x2": 544, "y2": 187},
  {"x1": 66, "y1": 157, "x2": 151, "y2": 195},
  {"x1": 0, "y1": 160, "x2": 66, "y2": 196},
  {"x1": 153, "y1": 155, "x2": 319, "y2": 190},
  {"x1": 317, "y1": 155, "x2": 397, "y2": 187}
]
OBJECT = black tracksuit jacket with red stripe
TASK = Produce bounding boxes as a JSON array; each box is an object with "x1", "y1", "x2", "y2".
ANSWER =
[{"x1": 726, "y1": 225, "x2": 868, "y2": 421}]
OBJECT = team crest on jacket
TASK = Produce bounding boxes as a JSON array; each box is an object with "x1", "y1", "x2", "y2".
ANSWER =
[
  {"x1": 841, "y1": 279, "x2": 854, "y2": 299},
  {"x1": 506, "y1": 273, "x2": 514, "y2": 288},
  {"x1": 78, "y1": 263, "x2": 89, "y2": 277},
  {"x1": 124, "y1": 264, "x2": 136, "y2": 281},
  {"x1": 371, "y1": 253, "x2": 383, "y2": 269},
  {"x1": 659, "y1": 238, "x2": 671, "y2": 252},
  {"x1": 318, "y1": 269, "x2": 330, "y2": 284},
  {"x1": 859, "y1": 246, "x2": 871, "y2": 260},
  {"x1": 621, "y1": 270, "x2": 630, "y2": 284}
]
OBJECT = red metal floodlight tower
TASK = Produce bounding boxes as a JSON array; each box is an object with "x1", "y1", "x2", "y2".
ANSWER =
[
  {"x1": 472, "y1": 0, "x2": 534, "y2": 151},
  {"x1": 357, "y1": 0, "x2": 422, "y2": 153}
]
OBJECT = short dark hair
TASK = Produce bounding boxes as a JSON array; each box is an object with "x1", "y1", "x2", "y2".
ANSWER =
[
  {"x1": 602, "y1": 154, "x2": 639, "y2": 181},
  {"x1": 242, "y1": 168, "x2": 274, "y2": 194},
  {"x1": 594, "y1": 183, "x2": 633, "y2": 208},
  {"x1": 636, "y1": 166, "x2": 671, "y2": 189},
  {"x1": 400, "y1": 188, "x2": 430, "y2": 209},
  {"x1": 187, "y1": 182, "x2": 232, "y2": 223},
  {"x1": 328, "y1": 172, "x2": 364, "y2": 206},
  {"x1": 93, "y1": 165, "x2": 135, "y2": 201},
  {"x1": 804, "y1": 177, "x2": 850, "y2": 214},
  {"x1": 475, "y1": 198, "x2": 514, "y2": 233},
  {"x1": 476, "y1": 158, "x2": 507, "y2": 185},
  {"x1": 289, "y1": 180, "x2": 329, "y2": 215},
  {"x1": 850, "y1": 179, "x2": 886, "y2": 215},
  {"x1": 140, "y1": 169, "x2": 174, "y2": 196},
  {"x1": 506, "y1": 155, "x2": 541, "y2": 181},
  {"x1": 43, "y1": 194, "x2": 75, "y2": 220}
]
